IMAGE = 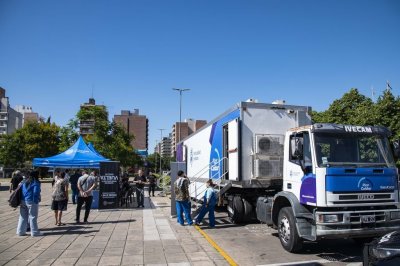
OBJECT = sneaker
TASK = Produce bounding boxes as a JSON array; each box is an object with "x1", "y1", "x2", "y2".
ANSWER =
[
  {"x1": 32, "y1": 232, "x2": 44, "y2": 237},
  {"x1": 194, "y1": 222, "x2": 201, "y2": 226}
]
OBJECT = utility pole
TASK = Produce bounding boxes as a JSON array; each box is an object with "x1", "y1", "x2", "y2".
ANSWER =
[
  {"x1": 158, "y1": 128, "x2": 166, "y2": 175},
  {"x1": 172, "y1": 88, "x2": 190, "y2": 158}
]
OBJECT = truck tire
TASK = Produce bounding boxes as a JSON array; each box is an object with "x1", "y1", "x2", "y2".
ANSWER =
[
  {"x1": 278, "y1": 207, "x2": 303, "y2": 253},
  {"x1": 242, "y1": 198, "x2": 254, "y2": 222},
  {"x1": 228, "y1": 196, "x2": 244, "y2": 224}
]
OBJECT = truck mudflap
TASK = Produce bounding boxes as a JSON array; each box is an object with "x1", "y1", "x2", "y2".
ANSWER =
[{"x1": 315, "y1": 209, "x2": 400, "y2": 239}]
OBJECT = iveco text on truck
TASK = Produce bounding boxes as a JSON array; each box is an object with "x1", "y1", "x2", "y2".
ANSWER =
[{"x1": 176, "y1": 100, "x2": 400, "y2": 252}]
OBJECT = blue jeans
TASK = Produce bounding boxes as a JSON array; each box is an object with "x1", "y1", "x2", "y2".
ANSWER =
[
  {"x1": 17, "y1": 201, "x2": 41, "y2": 236},
  {"x1": 195, "y1": 204, "x2": 216, "y2": 227},
  {"x1": 176, "y1": 200, "x2": 193, "y2": 225},
  {"x1": 71, "y1": 186, "x2": 79, "y2": 204},
  {"x1": 136, "y1": 188, "x2": 144, "y2": 207}
]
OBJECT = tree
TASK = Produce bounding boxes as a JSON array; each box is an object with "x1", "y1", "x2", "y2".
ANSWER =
[
  {"x1": 147, "y1": 152, "x2": 173, "y2": 173},
  {"x1": 312, "y1": 88, "x2": 374, "y2": 125},
  {"x1": 73, "y1": 105, "x2": 142, "y2": 168},
  {"x1": 0, "y1": 121, "x2": 60, "y2": 168},
  {"x1": 374, "y1": 89, "x2": 400, "y2": 141},
  {"x1": 0, "y1": 134, "x2": 24, "y2": 168},
  {"x1": 58, "y1": 119, "x2": 79, "y2": 151}
]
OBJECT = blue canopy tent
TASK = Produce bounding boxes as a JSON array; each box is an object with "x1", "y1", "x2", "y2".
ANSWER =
[
  {"x1": 88, "y1": 142, "x2": 107, "y2": 159},
  {"x1": 33, "y1": 136, "x2": 110, "y2": 168}
]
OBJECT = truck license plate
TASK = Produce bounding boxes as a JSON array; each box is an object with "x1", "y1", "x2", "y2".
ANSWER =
[{"x1": 361, "y1": 215, "x2": 375, "y2": 223}]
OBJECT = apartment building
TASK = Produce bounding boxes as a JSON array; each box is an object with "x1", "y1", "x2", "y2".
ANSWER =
[
  {"x1": 14, "y1": 105, "x2": 40, "y2": 125},
  {"x1": 79, "y1": 98, "x2": 107, "y2": 136},
  {"x1": 114, "y1": 109, "x2": 149, "y2": 151},
  {"x1": 171, "y1": 119, "x2": 206, "y2": 157},
  {"x1": 0, "y1": 88, "x2": 23, "y2": 135}
]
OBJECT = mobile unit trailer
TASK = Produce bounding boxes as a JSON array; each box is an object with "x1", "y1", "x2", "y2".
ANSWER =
[{"x1": 177, "y1": 100, "x2": 400, "y2": 252}]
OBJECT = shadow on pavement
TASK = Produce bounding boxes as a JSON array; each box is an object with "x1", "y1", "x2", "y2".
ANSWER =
[
  {"x1": 42, "y1": 230, "x2": 99, "y2": 236},
  {"x1": 79, "y1": 219, "x2": 136, "y2": 225},
  {"x1": 269, "y1": 232, "x2": 362, "y2": 263}
]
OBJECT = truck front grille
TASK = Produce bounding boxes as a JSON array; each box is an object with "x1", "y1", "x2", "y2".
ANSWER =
[{"x1": 327, "y1": 192, "x2": 395, "y2": 206}]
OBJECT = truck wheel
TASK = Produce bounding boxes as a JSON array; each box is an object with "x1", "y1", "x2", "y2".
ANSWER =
[
  {"x1": 278, "y1": 207, "x2": 303, "y2": 253},
  {"x1": 242, "y1": 198, "x2": 254, "y2": 222},
  {"x1": 228, "y1": 196, "x2": 244, "y2": 224}
]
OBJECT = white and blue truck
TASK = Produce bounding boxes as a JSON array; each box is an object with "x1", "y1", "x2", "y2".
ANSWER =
[{"x1": 176, "y1": 99, "x2": 400, "y2": 252}]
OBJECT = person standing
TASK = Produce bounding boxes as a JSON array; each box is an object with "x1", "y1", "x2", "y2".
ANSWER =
[
  {"x1": 9, "y1": 170, "x2": 23, "y2": 193},
  {"x1": 134, "y1": 169, "x2": 147, "y2": 207},
  {"x1": 52, "y1": 170, "x2": 60, "y2": 187},
  {"x1": 195, "y1": 179, "x2": 217, "y2": 227},
  {"x1": 174, "y1": 170, "x2": 193, "y2": 226},
  {"x1": 76, "y1": 171, "x2": 96, "y2": 223},
  {"x1": 147, "y1": 172, "x2": 156, "y2": 197},
  {"x1": 64, "y1": 169, "x2": 70, "y2": 183},
  {"x1": 69, "y1": 170, "x2": 80, "y2": 204},
  {"x1": 51, "y1": 172, "x2": 69, "y2": 226},
  {"x1": 17, "y1": 170, "x2": 43, "y2": 237}
]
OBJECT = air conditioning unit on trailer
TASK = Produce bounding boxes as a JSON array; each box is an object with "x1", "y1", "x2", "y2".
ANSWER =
[
  {"x1": 255, "y1": 135, "x2": 284, "y2": 155},
  {"x1": 254, "y1": 158, "x2": 283, "y2": 178}
]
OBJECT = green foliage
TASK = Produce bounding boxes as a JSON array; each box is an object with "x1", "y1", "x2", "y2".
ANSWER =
[
  {"x1": 0, "y1": 134, "x2": 24, "y2": 168},
  {"x1": 0, "y1": 121, "x2": 60, "y2": 168},
  {"x1": 375, "y1": 90, "x2": 400, "y2": 141},
  {"x1": 77, "y1": 105, "x2": 108, "y2": 121},
  {"x1": 312, "y1": 88, "x2": 375, "y2": 125},
  {"x1": 89, "y1": 121, "x2": 142, "y2": 168},
  {"x1": 312, "y1": 87, "x2": 400, "y2": 165},
  {"x1": 58, "y1": 119, "x2": 79, "y2": 151},
  {"x1": 312, "y1": 88, "x2": 399, "y2": 136},
  {"x1": 147, "y1": 152, "x2": 173, "y2": 173},
  {"x1": 75, "y1": 105, "x2": 142, "y2": 168}
]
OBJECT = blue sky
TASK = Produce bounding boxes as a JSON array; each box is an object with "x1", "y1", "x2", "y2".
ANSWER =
[{"x1": 1, "y1": 0, "x2": 399, "y2": 153}]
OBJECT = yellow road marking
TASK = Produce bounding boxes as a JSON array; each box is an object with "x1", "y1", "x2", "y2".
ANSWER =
[{"x1": 194, "y1": 225, "x2": 238, "y2": 266}]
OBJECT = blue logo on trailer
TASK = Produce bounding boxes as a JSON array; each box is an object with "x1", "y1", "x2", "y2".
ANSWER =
[{"x1": 208, "y1": 109, "x2": 240, "y2": 179}]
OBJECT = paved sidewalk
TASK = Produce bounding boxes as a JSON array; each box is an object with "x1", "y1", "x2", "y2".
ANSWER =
[{"x1": 0, "y1": 183, "x2": 229, "y2": 266}]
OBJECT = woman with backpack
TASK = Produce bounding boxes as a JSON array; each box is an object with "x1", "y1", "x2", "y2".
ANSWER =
[
  {"x1": 194, "y1": 179, "x2": 217, "y2": 228},
  {"x1": 16, "y1": 170, "x2": 43, "y2": 237}
]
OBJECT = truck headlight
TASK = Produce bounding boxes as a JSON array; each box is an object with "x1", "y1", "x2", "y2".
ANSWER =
[
  {"x1": 390, "y1": 211, "x2": 400, "y2": 220},
  {"x1": 372, "y1": 247, "x2": 400, "y2": 259},
  {"x1": 317, "y1": 214, "x2": 343, "y2": 223}
]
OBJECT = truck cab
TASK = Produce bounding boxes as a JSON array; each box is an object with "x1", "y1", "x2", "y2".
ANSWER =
[{"x1": 272, "y1": 123, "x2": 400, "y2": 252}]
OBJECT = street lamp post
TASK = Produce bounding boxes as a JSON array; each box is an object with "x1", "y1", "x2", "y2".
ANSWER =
[
  {"x1": 158, "y1": 128, "x2": 165, "y2": 176},
  {"x1": 172, "y1": 88, "x2": 190, "y2": 158}
]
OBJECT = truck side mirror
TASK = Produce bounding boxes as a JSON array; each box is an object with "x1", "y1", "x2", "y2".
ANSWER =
[
  {"x1": 393, "y1": 139, "x2": 400, "y2": 160},
  {"x1": 290, "y1": 137, "x2": 304, "y2": 160}
]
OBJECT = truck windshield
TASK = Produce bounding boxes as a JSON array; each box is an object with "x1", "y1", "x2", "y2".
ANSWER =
[{"x1": 314, "y1": 133, "x2": 396, "y2": 168}]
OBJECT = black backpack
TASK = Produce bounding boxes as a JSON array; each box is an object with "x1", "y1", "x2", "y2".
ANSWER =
[{"x1": 8, "y1": 182, "x2": 23, "y2": 208}]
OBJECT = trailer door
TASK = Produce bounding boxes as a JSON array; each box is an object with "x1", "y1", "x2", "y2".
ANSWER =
[{"x1": 228, "y1": 119, "x2": 239, "y2": 181}]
